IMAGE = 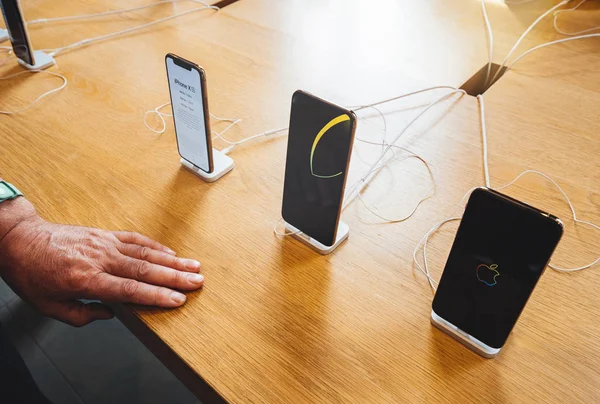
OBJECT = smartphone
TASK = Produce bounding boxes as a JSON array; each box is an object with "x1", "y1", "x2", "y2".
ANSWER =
[
  {"x1": 431, "y1": 188, "x2": 563, "y2": 357},
  {"x1": 165, "y1": 53, "x2": 214, "y2": 173},
  {"x1": 0, "y1": 0, "x2": 35, "y2": 66},
  {"x1": 282, "y1": 90, "x2": 357, "y2": 247}
]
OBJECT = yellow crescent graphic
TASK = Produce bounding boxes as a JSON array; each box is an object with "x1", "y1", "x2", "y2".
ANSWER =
[{"x1": 310, "y1": 114, "x2": 350, "y2": 179}]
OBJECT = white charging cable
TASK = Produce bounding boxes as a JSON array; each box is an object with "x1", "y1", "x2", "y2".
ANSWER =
[
  {"x1": 554, "y1": 0, "x2": 600, "y2": 35},
  {"x1": 0, "y1": 70, "x2": 67, "y2": 115},
  {"x1": 489, "y1": 0, "x2": 571, "y2": 84},
  {"x1": 43, "y1": 4, "x2": 218, "y2": 57},
  {"x1": 352, "y1": 143, "x2": 437, "y2": 224},
  {"x1": 413, "y1": 94, "x2": 600, "y2": 292},
  {"x1": 507, "y1": 32, "x2": 600, "y2": 70},
  {"x1": 143, "y1": 102, "x2": 173, "y2": 134},
  {"x1": 27, "y1": 0, "x2": 213, "y2": 25},
  {"x1": 481, "y1": 0, "x2": 495, "y2": 88},
  {"x1": 143, "y1": 101, "x2": 246, "y2": 143}
]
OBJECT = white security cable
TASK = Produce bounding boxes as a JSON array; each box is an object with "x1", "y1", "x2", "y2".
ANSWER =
[
  {"x1": 45, "y1": 4, "x2": 218, "y2": 57},
  {"x1": 219, "y1": 127, "x2": 288, "y2": 154},
  {"x1": 477, "y1": 95, "x2": 491, "y2": 188},
  {"x1": 28, "y1": 0, "x2": 212, "y2": 25},
  {"x1": 507, "y1": 33, "x2": 600, "y2": 71},
  {"x1": 143, "y1": 102, "x2": 172, "y2": 134},
  {"x1": 342, "y1": 89, "x2": 466, "y2": 211},
  {"x1": 143, "y1": 101, "x2": 246, "y2": 142},
  {"x1": 353, "y1": 144, "x2": 437, "y2": 224},
  {"x1": 343, "y1": 103, "x2": 437, "y2": 223},
  {"x1": 481, "y1": 0, "x2": 495, "y2": 88},
  {"x1": 352, "y1": 86, "x2": 458, "y2": 112},
  {"x1": 0, "y1": 70, "x2": 67, "y2": 115},
  {"x1": 554, "y1": 0, "x2": 600, "y2": 35},
  {"x1": 489, "y1": 0, "x2": 570, "y2": 84}
]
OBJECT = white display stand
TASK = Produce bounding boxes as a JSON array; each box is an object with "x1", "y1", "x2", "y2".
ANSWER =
[
  {"x1": 18, "y1": 50, "x2": 56, "y2": 70},
  {"x1": 180, "y1": 148, "x2": 234, "y2": 182},
  {"x1": 430, "y1": 310, "x2": 501, "y2": 358},
  {"x1": 284, "y1": 221, "x2": 349, "y2": 255},
  {"x1": 0, "y1": 28, "x2": 8, "y2": 43}
]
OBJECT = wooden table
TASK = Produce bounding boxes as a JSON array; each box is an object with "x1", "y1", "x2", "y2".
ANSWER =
[{"x1": 1, "y1": 0, "x2": 599, "y2": 402}]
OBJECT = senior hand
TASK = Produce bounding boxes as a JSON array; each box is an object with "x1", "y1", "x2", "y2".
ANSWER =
[{"x1": 0, "y1": 207, "x2": 203, "y2": 327}]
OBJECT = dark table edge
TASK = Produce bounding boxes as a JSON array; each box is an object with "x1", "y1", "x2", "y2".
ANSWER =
[
  {"x1": 213, "y1": 0, "x2": 242, "y2": 9},
  {"x1": 111, "y1": 304, "x2": 227, "y2": 404}
]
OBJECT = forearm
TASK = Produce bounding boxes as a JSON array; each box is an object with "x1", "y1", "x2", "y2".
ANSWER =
[{"x1": 0, "y1": 178, "x2": 38, "y2": 247}]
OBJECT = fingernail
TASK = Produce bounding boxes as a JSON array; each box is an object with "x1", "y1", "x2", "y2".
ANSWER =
[
  {"x1": 171, "y1": 292, "x2": 186, "y2": 304},
  {"x1": 187, "y1": 273, "x2": 204, "y2": 285},
  {"x1": 184, "y1": 260, "x2": 201, "y2": 270},
  {"x1": 166, "y1": 248, "x2": 176, "y2": 255}
]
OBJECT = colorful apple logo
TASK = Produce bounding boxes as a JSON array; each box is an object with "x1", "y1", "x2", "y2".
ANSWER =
[{"x1": 476, "y1": 263, "x2": 500, "y2": 286}]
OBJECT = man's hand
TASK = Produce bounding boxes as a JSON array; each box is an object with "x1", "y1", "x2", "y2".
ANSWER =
[{"x1": 0, "y1": 212, "x2": 204, "y2": 327}]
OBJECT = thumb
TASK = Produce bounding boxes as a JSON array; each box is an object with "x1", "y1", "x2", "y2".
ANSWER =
[{"x1": 47, "y1": 301, "x2": 114, "y2": 327}]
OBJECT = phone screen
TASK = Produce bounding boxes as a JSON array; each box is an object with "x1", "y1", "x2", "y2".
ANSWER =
[
  {"x1": 0, "y1": 0, "x2": 34, "y2": 66},
  {"x1": 282, "y1": 90, "x2": 356, "y2": 247},
  {"x1": 166, "y1": 55, "x2": 212, "y2": 173},
  {"x1": 433, "y1": 188, "x2": 563, "y2": 349}
]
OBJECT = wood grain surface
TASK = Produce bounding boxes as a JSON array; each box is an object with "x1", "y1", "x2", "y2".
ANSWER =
[{"x1": 1, "y1": 0, "x2": 599, "y2": 402}]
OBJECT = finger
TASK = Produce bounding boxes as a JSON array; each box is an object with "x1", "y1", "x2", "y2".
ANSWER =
[
  {"x1": 112, "y1": 231, "x2": 176, "y2": 255},
  {"x1": 110, "y1": 255, "x2": 204, "y2": 291},
  {"x1": 117, "y1": 243, "x2": 201, "y2": 273},
  {"x1": 47, "y1": 301, "x2": 114, "y2": 327},
  {"x1": 90, "y1": 273, "x2": 189, "y2": 308}
]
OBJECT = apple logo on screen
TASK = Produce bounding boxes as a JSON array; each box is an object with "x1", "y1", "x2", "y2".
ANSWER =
[{"x1": 476, "y1": 264, "x2": 500, "y2": 286}]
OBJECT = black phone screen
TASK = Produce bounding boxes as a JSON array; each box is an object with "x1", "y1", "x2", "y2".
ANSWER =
[
  {"x1": 282, "y1": 91, "x2": 356, "y2": 247},
  {"x1": 0, "y1": 0, "x2": 33, "y2": 66},
  {"x1": 432, "y1": 188, "x2": 563, "y2": 349}
]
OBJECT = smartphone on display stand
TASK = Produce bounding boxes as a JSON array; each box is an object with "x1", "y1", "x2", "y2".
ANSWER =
[
  {"x1": 0, "y1": 0, "x2": 54, "y2": 69},
  {"x1": 431, "y1": 187, "x2": 563, "y2": 358},
  {"x1": 0, "y1": 0, "x2": 35, "y2": 65},
  {"x1": 282, "y1": 90, "x2": 357, "y2": 250},
  {"x1": 166, "y1": 53, "x2": 214, "y2": 174}
]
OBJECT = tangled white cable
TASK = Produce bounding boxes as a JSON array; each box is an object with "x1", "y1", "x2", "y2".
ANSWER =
[
  {"x1": 0, "y1": 70, "x2": 68, "y2": 115},
  {"x1": 143, "y1": 102, "x2": 173, "y2": 134},
  {"x1": 554, "y1": 0, "x2": 600, "y2": 36},
  {"x1": 143, "y1": 101, "x2": 248, "y2": 148},
  {"x1": 487, "y1": 0, "x2": 600, "y2": 82},
  {"x1": 489, "y1": 0, "x2": 571, "y2": 84},
  {"x1": 273, "y1": 87, "x2": 463, "y2": 238},
  {"x1": 342, "y1": 89, "x2": 465, "y2": 211},
  {"x1": 413, "y1": 94, "x2": 600, "y2": 292}
]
